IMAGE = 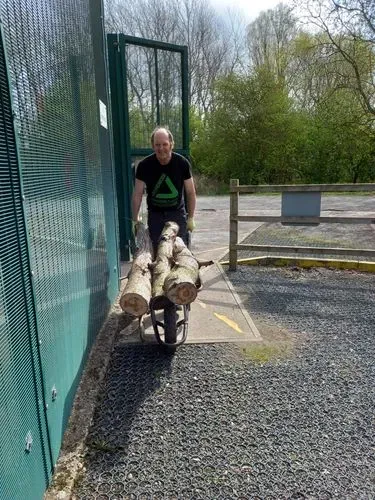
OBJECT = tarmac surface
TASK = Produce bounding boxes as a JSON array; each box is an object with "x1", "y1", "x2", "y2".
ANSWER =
[
  {"x1": 190, "y1": 193, "x2": 374, "y2": 260},
  {"x1": 65, "y1": 194, "x2": 375, "y2": 499}
]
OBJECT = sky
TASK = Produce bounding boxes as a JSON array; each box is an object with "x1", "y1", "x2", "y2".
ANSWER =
[{"x1": 209, "y1": 0, "x2": 283, "y2": 23}]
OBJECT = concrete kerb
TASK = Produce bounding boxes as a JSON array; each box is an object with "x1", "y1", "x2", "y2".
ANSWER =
[{"x1": 221, "y1": 256, "x2": 375, "y2": 273}]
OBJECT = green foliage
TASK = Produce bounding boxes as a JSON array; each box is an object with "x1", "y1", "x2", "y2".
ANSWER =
[
  {"x1": 189, "y1": 3, "x2": 375, "y2": 190},
  {"x1": 129, "y1": 107, "x2": 153, "y2": 148},
  {"x1": 190, "y1": 64, "x2": 375, "y2": 188},
  {"x1": 303, "y1": 89, "x2": 375, "y2": 183},
  {"x1": 191, "y1": 69, "x2": 309, "y2": 184}
]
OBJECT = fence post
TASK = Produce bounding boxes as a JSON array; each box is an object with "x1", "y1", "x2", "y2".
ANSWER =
[{"x1": 229, "y1": 179, "x2": 239, "y2": 271}]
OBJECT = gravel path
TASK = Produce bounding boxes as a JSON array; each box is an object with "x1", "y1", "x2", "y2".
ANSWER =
[{"x1": 73, "y1": 266, "x2": 375, "y2": 499}]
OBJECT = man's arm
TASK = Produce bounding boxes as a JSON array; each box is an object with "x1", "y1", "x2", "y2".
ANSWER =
[
  {"x1": 132, "y1": 178, "x2": 145, "y2": 222},
  {"x1": 184, "y1": 177, "x2": 196, "y2": 219}
]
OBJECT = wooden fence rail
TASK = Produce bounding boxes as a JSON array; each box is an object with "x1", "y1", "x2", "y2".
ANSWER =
[{"x1": 229, "y1": 179, "x2": 375, "y2": 271}]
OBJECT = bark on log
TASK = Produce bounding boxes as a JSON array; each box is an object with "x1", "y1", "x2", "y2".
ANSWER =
[
  {"x1": 119, "y1": 223, "x2": 153, "y2": 316},
  {"x1": 164, "y1": 237, "x2": 213, "y2": 305},
  {"x1": 151, "y1": 221, "x2": 179, "y2": 309}
]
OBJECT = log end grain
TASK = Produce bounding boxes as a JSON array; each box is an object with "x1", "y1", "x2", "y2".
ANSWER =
[
  {"x1": 120, "y1": 293, "x2": 148, "y2": 316},
  {"x1": 167, "y1": 282, "x2": 198, "y2": 305}
]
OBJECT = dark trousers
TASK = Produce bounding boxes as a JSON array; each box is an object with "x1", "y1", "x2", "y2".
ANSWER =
[{"x1": 148, "y1": 209, "x2": 187, "y2": 255}]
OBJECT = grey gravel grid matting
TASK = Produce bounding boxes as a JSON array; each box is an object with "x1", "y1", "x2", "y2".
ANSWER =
[{"x1": 73, "y1": 266, "x2": 375, "y2": 499}]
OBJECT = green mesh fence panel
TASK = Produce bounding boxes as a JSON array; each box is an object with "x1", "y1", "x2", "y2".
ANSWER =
[
  {"x1": 0, "y1": 28, "x2": 51, "y2": 500},
  {"x1": 0, "y1": 0, "x2": 119, "y2": 473}
]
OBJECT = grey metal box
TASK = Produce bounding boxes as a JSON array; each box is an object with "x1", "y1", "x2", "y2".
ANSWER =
[{"x1": 281, "y1": 191, "x2": 321, "y2": 225}]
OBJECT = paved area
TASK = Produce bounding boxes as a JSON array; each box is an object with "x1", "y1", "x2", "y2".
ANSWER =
[
  {"x1": 68, "y1": 194, "x2": 375, "y2": 499},
  {"x1": 127, "y1": 194, "x2": 374, "y2": 345},
  {"x1": 192, "y1": 194, "x2": 374, "y2": 259},
  {"x1": 126, "y1": 262, "x2": 261, "y2": 346}
]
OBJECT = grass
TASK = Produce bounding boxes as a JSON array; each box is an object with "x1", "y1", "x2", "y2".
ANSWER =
[
  {"x1": 72, "y1": 470, "x2": 85, "y2": 491},
  {"x1": 51, "y1": 467, "x2": 72, "y2": 491},
  {"x1": 241, "y1": 342, "x2": 292, "y2": 364}
]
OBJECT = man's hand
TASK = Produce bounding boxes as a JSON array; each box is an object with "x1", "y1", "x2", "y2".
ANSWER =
[
  {"x1": 187, "y1": 217, "x2": 195, "y2": 232},
  {"x1": 132, "y1": 218, "x2": 141, "y2": 237}
]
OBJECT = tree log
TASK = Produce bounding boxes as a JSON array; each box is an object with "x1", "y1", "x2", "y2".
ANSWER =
[
  {"x1": 164, "y1": 237, "x2": 213, "y2": 305},
  {"x1": 119, "y1": 223, "x2": 153, "y2": 316},
  {"x1": 151, "y1": 221, "x2": 179, "y2": 309}
]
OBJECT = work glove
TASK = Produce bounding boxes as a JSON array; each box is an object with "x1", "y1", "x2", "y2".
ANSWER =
[
  {"x1": 132, "y1": 218, "x2": 141, "y2": 237},
  {"x1": 187, "y1": 217, "x2": 195, "y2": 232}
]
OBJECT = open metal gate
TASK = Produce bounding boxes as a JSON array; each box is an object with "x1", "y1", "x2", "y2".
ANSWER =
[{"x1": 107, "y1": 34, "x2": 189, "y2": 261}]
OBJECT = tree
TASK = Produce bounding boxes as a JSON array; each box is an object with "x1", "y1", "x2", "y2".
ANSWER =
[
  {"x1": 191, "y1": 69, "x2": 304, "y2": 184},
  {"x1": 104, "y1": 0, "x2": 247, "y2": 114},
  {"x1": 288, "y1": 30, "x2": 358, "y2": 109},
  {"x1": 305, "y1": 87, "x2": 375, "y2": 183},
  {"x1": 247, "y1": 3, "x2": 298, "y2": 82},
  {"x1": 296, "y1": 0, "x2": 375, "y2": 116}
]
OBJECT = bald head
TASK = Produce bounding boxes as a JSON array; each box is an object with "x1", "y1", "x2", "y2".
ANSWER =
[
  {"x1": 151, "y1": 127, "x2": 174, "y2": 165},
  {"x1": 151, "y1": 127, "x2": 174, "y2": 146}
]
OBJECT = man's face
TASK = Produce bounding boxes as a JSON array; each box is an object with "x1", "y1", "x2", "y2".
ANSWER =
[{"x1": 152, "y1": 130, "x2": 173, "y2": 165}]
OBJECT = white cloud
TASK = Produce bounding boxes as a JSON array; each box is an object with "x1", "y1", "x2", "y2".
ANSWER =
[{"x1": 210, "y1": 0, "x2": 285, "y2": 22}]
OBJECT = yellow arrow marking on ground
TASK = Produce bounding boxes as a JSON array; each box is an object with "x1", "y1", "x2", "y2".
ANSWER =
[{"x1": 214, "y1": 313, "x2": 243, "y2": 333}]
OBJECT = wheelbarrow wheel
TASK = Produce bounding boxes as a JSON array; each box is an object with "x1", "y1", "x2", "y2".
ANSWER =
[{"x1": 164, "y1": 303, "x2": 178, "y2": 345}]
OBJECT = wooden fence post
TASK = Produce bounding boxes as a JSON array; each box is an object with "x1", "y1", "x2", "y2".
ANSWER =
[{"x1": 229, "y1": 179, "x2": 239, "y2": 271}]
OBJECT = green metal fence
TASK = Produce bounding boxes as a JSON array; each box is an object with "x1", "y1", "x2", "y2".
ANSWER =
[
  {"x1": 0, "y1": 1, "x2": 119, "y2": 498},
  {"x1": 107, "y1": 34, "x2": 189, "y2": 260},
  {"x1": 0, "y1": 26, "x2": 51, "y2": 500}
]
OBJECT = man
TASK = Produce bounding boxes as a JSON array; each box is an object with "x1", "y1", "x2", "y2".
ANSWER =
[{"x1": 132, "y1": 126, "x2": 196, "y2": 254}]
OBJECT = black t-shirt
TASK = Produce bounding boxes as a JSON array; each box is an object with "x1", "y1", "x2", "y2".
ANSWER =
[{"x1": 136, "y1": 152, "x2": 192, "y2": 212}]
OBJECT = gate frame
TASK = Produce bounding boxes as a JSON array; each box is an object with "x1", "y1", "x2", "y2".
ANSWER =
[{"x1": 107, "y1": 34, "x2": 189, "y2": 261}]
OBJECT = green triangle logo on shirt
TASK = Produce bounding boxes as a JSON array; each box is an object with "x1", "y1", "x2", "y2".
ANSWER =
[{"x1": 152, "y1": 174, "x2": 178, "y2": 199}]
